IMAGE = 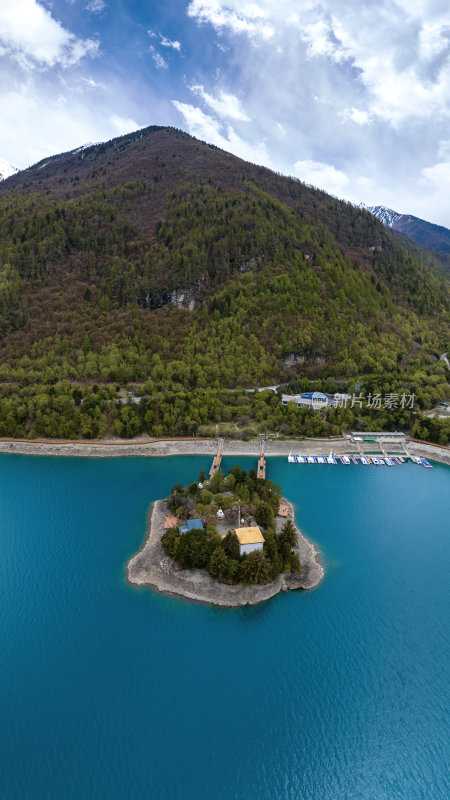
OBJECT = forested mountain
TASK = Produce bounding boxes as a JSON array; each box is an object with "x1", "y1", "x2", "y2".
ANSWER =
[
  {"x1": 0, "y1": 125, "x2": 448, "y2": 441},
  {"x1": 388, "y1": 229, "x2": 450, "y2": 282}
]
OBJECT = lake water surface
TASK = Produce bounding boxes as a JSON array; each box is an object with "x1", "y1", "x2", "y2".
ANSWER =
[{"x1": 1, "y1": 454, "x2": 449, "y2": 799}]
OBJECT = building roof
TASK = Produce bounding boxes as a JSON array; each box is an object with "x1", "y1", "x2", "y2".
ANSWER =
[
  {"x1": 301, "y1": 392, "x2": 327, "y2": 400},
  {"x1": 186, "y1": 518, "x2": 203, "y2": 530},
  {"x1": 351, "y1": 431, "x2": 406, "y2": 438},
  {"x1": 235, "y1": 526, "x2": 264, "y2": 545}
]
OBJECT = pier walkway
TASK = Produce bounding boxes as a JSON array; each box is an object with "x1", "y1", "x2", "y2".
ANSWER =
[
  {"x1": 402, "y1": 440, "x2": 413, "y2": 459},
  {"x1": 257, "y1": 442, "x2": 266, "y2": 479},
  {"x1": 209, "y1": 438, "x2": 224, "y2": 479}
]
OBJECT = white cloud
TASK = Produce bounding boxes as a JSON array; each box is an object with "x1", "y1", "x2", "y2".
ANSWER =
[
  {"x1": 148, "y1": 30, "x2": 181, "y2": 53},
  {"x1": 160, "y1": 35, "x2": 181, "y2": 51},
  {"x1": 187, "y1": 0, "x2": 450, "y2": 125},
  {"x1": 293, "y1": 159, "x2": 349, "y2": 196},
  {"x1": 339, "y1": 107, "x2": 372, "y2": 126},
  {"x1": 358, "y1": 159, "x2": 450, "y2": 227},
  {"x1": 0, "y1": 86, "x2": 89, "y2": 165},
  {"x1": 330, "y1": 9, "x2": 450, "y2": 125},
  {"x1": 402, "y1": 160, "x2": 450, "y2": 224},
  {"x1": 0, "y1": 0, "x2": 98, "y2": 68},
  {"x1": 149, "y1": 45, "x2": 167, "y2": 69},
  {"x1": 437, "y1": 139, "x2": 450, "y2": 159},
  {"x1": 81, "y1": 77, "x2": 105, "y2": 90},
  {"x1": 182, "y1": 0, "x2": 450, "y2": 224},
  {"x1": 109, "y1": 114, "x2": 141, "y2": 136},
  {"x1": 172, "y1": 100, "x2": 270, "y2": 166},
  {"x1": 0, "y1": 155, "x2": 17, "y2": 178},
  {"x1": 189, "y1": 84, "x2": 251, "y2": 120},
  {"x1": 187, "y1": 1, "x2": 275, "y2": 40},
  {"x1": 0, "y1": 75, "x2": 145, "y2": 170},
  {"x1": 86, "y1": 0, "x2": 106, "y2": 13},
  {"x1": 299, "y1": 16, "x2": 345, "y2": 61},
  {"x1": 421, "y1": 160, "x2": 450, "y2": 202},
  {"x1": 355, "y1": 176, "x2": 374, "y2": 190}
]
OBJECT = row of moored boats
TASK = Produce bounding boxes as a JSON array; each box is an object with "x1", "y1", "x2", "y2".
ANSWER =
[{"x1": 287, "y1": 452, "x2": 433, "y2": 468}]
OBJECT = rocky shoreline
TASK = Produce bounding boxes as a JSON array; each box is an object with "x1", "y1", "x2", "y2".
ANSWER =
[
  {"x1": 126, "y1": 498, "x2": 324, "y2": 607},
  {"x1": 1, "y1": 436, "x2": 449, "y2": 465}
]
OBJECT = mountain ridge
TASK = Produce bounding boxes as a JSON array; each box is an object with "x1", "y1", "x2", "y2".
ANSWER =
[
  {"x1": 365, "y1": 204, "x2": 450, "y2": 255},
  {"x1": 0, "y1": 125, "x2": 448, "y2": 441}
]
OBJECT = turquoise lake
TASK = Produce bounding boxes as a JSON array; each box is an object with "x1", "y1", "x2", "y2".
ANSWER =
[{"x1": 1, "y1": 454, "x2": 449, "y2": 799}]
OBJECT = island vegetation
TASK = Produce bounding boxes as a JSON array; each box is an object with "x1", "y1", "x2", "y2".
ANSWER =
[{"x1": 160, "y1": 466, "x2": 300, "y2": 586}]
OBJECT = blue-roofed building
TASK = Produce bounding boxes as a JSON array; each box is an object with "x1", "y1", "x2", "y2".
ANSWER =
[
  {"x1": 178, "y1": 518, "x2": 204, "y2": 535},
  {"x1": 186, "y1": 518, "x2": 203, "y2": 531}
]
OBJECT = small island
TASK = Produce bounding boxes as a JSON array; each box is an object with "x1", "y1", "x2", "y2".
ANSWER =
[{"x1": 127, "y1": 465, "x2": 324, "y2": 607}]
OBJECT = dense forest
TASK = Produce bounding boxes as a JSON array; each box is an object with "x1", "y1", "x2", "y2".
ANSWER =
[{"x1": 0, "y1": 126, "x2": 448, "y2": 442}]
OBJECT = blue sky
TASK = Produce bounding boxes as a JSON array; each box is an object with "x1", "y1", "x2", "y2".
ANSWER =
[{"x1": 0, "y1": 0, "x2": 449, "y2": 225}]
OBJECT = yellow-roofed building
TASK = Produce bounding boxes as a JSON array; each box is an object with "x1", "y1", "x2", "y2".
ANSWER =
[{"x1": 235, "y1": 526, "x2": 264, "y2": 556}]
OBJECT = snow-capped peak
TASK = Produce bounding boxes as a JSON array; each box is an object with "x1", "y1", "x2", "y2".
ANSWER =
[
  {"x1": 0, "y1": 157, "x2": 18, "y2": 181},
  {"x1": 70, "y1": 142, "x2": 100, "y2": 154},
  {"x1": 363, "y1": 205, "x2": 403, "y2": 227}
]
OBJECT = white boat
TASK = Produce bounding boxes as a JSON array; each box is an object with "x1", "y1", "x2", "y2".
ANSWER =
[
  {"x1": 360, "y1": 457, "x2": 369, "y2": 465},
  {"x1": 288, "y1": 453, "x2": 295, "y2": 463},
  {"x1": 384, "y1": 458, "x2": 394, "y2": 466},
  {"x1": 296, "y1": 456, "x2": 305, "y2": 464},
  {"x1": 317, "y1": 456, "x2": 325, "y2": 464},
  {"x1": 326, "y1": 451, "x2": 336, "y2": 464},
  {"x1": 340, "y1": 456, "x2": 351, "y2": 465},
  {"x1": 307, "y1": 456, "x2": 316, "y2": 464}
]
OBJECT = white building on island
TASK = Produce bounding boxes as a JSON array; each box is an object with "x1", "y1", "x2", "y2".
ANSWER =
[{"x1": 235, "y1": 527, "x2": 264, "y2": 557}]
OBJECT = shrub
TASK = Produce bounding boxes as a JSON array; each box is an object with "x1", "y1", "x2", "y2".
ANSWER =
[
  {"x1": 161, "y1": 527, "x2": 178, "y2": 558},
  {"x1": 221, "y1": 530, "x2": 240, "y2": 561},
  {"x1": 239, "y1": 551, "x2": 271, "y2": 585},
  {"x1": 208, "y1": 548, "x2": 229, "y2": 582}
]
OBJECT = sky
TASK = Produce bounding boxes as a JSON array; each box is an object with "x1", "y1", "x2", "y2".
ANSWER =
[{"x1": 0, "y1": 0, "x2": 449, "y2": 225}]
